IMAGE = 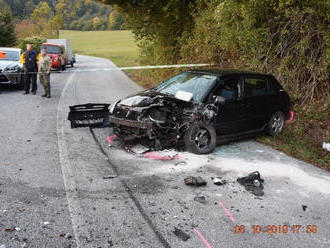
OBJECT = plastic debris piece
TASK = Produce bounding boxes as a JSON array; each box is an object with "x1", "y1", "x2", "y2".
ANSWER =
[
  {"x1": 194, "y1": 196, "x2": 206, "y2": 204},
  {"x1": 237, "y1": 171, "x2": 264, "y2": 196},
  {"x1": 322, "y1": 142, "x2": 330, "y2": 152},
  {"x1": 212, "y1": 177, "x2": 227, "y2": 186},
  {"x1": 103, "y1": 175, "x2": 117, "y2": 179},
  {"x1": 184, "y1": 176, "x2": 207, "y2": 187},
  {"x1": 302, "y1": 205, "x2": 307, "y2": 211},
  {"x1": 64, "y1": 233, "x2": 73, "y2": 239},
  {"x1": 173, "y1": 227, "x2": 190, "y2": 241},
  {"x1": 130, "y1": 144, "x2": 150, "y2": 154}
]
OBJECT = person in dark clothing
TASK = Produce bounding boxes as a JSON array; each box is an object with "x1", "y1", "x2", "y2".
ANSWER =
[{"x1": 23, "y1": 44, "x2": 39, "y2": 95}]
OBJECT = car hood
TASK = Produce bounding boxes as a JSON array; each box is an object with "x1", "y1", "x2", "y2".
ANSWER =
[
  {"x1": 118, "y1": 90, "x2": 194, "y2": 108},
  {"x1": 0, "y1": 60, "x2": 21, "y2": 71}
]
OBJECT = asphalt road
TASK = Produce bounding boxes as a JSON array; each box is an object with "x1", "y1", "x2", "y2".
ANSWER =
[{"x1": 1, "y1": 55, "x2": 329, "y2": 248}]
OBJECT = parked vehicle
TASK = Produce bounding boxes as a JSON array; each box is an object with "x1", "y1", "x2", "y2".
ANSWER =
[
  {"x1": 46, "y1": 39, "x2": 75, "y2": 67},
  {"x1": 0, "y1": 47, "x2": 24, "y2": 89},
  {"x1": 68, "y1": 69, "x2": 293, "y2": 154},
  {"x1": 40, "y1": 43, "x2": 66, "y2": 71}
]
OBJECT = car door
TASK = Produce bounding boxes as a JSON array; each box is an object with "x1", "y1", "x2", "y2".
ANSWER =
[
  {"x1": 241, "y1": 75, "x2": 269, "y2": 130},
  {"x1": 211, "y1": 76, "x2": 242, "y2": 135}
]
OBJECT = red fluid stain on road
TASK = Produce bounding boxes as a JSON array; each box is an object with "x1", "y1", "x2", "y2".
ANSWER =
[
  {"x1": 143, "y1": 152, "x2": 179, "y2": 160},
  {"x1": 285, "y1": 111, "x2": 295, "y2": 124},
  {"x1": 218, "y1": 201, "x2": 235, "y2": 223},
  {"x1": 106, "y1": 135, "x2": 117, "y2": 144},
  {"x1": 194, "y1": 229, "x2": 213, "y2": 248}
]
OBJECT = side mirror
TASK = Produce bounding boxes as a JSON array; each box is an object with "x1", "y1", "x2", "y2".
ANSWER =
[{"x1": 214, "y1": 95, "x2": 226, "y2": 105}]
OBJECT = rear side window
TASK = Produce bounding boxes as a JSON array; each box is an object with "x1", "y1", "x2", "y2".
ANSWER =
[{"x1": 244, "y1": 77, "x2": 267, "y2": 97}]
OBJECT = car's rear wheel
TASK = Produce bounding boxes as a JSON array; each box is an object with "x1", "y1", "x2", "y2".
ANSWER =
[
  {"x1": 268, "y1": 111, "x2": 285, "y2": 136},
  {"x1": 184, "y1": 122, "x2": 216, "y2": 154}
]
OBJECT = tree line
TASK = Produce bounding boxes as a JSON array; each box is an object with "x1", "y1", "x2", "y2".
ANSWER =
[
  {"x1": 0, "y1": 0, "x2": 126, "y2": 40},
  {"x1": 99, "y1": 0, "x2": 329, "y2": 102}
]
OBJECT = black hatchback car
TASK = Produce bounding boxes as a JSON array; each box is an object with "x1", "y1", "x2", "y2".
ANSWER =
[{"x1": 69, "y1": 69, "x2": 292, "y2": 154}]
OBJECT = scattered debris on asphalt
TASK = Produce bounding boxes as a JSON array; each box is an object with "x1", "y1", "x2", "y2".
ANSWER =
[
  {"x1": 144, "y1": 152, "x2": 179, "y2": 160},
  {"x1": 130, "y1": 144, "x2": 150, "y2": 154},
  {"x1": 4, "y1": 227, "x2": 15, "y2": 232},
  {"x1": 212, "y1": 177, "x2": 227, "y2": 186},
  {"x1": 173, "y1": 227, "x2": 190, "y2": 241},
  {"x1": 302, "y1": 205, "x2": 307, "y2": 211},
  {"x1": 60, "y1": 233, "x2": 73, "y2": 239},
  {"x1": 41, "y1": 221, "x2": 51, "y2": 228},
  {"x1": 102, "y1": 175, "x2": 118, "y2": 180},
  {"x1": 237, "y1": 171, "x2": 264, "y2": 196},
  {"x1": 184, "y1": 176, "x2": 207, "y2": 187},
  {"x1": 322, "y1": 142, "x2": 330, "y2": 152},
  {"x1": 194, "y1": 195, "x2": 206, "y2": 204}
]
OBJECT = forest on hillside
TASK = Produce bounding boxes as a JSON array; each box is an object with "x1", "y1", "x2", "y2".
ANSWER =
[{"x1": 0, "y1": 0, "x2": 125, "y2": 31}]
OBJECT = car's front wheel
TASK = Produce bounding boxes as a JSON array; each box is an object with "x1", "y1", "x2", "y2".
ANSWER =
[
  {"x1": 268, "y1": 111, "x2": 285, "y2": 136},
  {"x1": 184, "y1": 122, "x2": 216, "y2": 154}
]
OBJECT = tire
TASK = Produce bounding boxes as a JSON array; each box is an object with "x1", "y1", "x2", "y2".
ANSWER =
[
  {"x1": 184, "y1": 122, "x2": 217, "y2": 154},
  {"x1": 268, "y1": 111, "x2": 285, "y2": 136},
  {"x1": 61, "y1": 64, "x2": 66, "y2": 71},
  {"x1": 71, "y1": 63, "x2": 74, "y2": 68}
]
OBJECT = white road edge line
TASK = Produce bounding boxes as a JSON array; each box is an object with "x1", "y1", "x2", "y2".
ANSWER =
[{"x1": 57, "y1": 72, "x2": 89, "y2": 247}]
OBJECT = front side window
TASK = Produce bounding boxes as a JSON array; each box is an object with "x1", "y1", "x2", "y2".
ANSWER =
[
  {"x1": 153, "y1": 72, "x2": 217, "y2": 102},
  {"x1": 244, "y1": 77, "x2": 267, "y2": 97},
  {"x1": 213, "y1": 78, "x2": 240, "y2": 101}
]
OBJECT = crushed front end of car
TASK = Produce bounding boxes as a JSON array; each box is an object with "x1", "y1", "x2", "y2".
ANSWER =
[
  {"x1": 68, "y1": 71, "x2": 221, "y2": 154},
  {"x1": 68, "y1": 91, "x2": 219, "y2": 153}
]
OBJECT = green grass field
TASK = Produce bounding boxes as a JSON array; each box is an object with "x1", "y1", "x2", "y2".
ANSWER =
[{"x1": 59, "y1": 30, "x2": 139, "y2": 67}]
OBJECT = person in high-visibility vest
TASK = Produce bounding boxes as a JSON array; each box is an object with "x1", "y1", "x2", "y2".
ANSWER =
[{"x1": 22, "y1": 44, "x2": 40, "y2": 95}]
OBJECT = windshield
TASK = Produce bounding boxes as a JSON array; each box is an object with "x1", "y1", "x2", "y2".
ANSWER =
[
  {"x1": 0, "y1": 50, "x2": 19, "y2": 61},
  {"x1": 153, "y1": 72, "x2": 217, "y2": 102},
  {"x1": 41, "y1": 45, "x2": 61, "y2": 54}
]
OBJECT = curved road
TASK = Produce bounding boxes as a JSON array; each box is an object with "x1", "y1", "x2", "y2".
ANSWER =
[{"x1": 1, "y1": 55, "x2": 329, "y2": 248}]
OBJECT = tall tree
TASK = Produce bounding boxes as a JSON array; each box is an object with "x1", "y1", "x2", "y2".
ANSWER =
[{"x1": 0, "y1": 8, "x2": 16, "y2": 47}]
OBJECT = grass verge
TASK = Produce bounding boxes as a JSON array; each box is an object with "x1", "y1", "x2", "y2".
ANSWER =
[{"x1": 257, "y1": 101, "x2": 330, "y2": 170}]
